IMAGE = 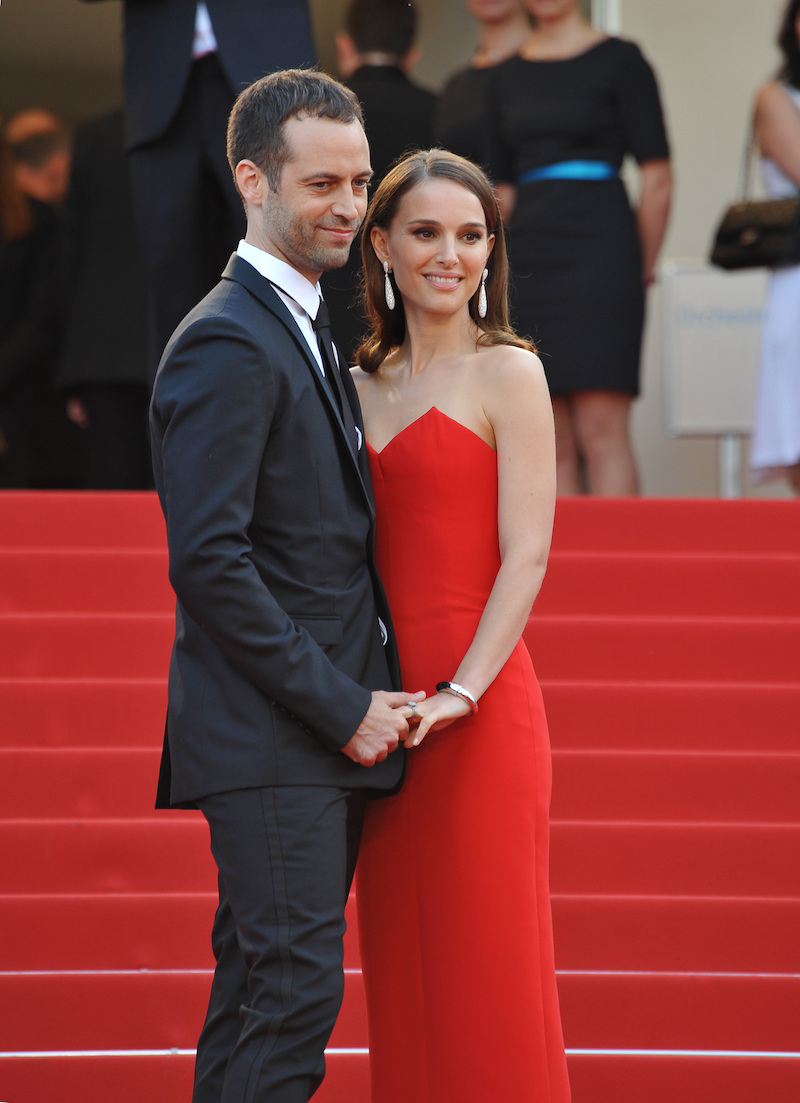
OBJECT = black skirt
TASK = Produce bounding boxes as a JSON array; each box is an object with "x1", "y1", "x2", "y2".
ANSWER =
[{"x1": 508, "y1": 176, "x2": 644, "y2": 396}]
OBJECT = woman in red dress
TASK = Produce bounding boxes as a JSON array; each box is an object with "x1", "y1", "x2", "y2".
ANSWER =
[{"x1": 352, "y1": 149, "x2": 570, "y2": 1103}]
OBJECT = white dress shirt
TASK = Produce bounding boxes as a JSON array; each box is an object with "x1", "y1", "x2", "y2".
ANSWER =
[
  {"x1": 193, "y1": 2, "x2": 218, "y2": 59},
  {"x1": 237, "y1": 239, "x2": 326, "y2": 375}
]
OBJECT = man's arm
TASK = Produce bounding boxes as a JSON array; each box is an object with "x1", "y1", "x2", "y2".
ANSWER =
[{"x1": 153, "y1": 311, "x2": 407, "y2": 756}]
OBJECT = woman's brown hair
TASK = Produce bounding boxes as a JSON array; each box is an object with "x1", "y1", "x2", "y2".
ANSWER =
[{"x1": 354, "y1": 148, "x2": 535, "y2": 374}]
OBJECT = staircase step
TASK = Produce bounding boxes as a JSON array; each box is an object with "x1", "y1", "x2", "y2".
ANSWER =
[
  {"x1": 558, "y1": 972, "x2": 800, "y2": 1052},
  {"x1": 550, "y1": 750, "x2": 800, "y2": 823},
  {"x1": 525, "y1": 617, "x2": 800, "y2": 683},
  {"x1": 552, "y1": 895, "x2": 800, "y2": 973},
  {"x1": 4, "y1": 819, "x2": 796, "y2": 898},
  {"x1": 550, "y1": 823, "x2": 800, "y2": 897},
  {"x1": 0, "y1": 549, "x2": 172, "y2": 613},
  {"x1": 3, "y1": 613, "x2": 798, "y2": 682},
  {"x1": 0, "y1": 969, "x2": 366, "y2": 1051},
  {"x1": 0, "y1": 491, "x2": 165, "y2": 548},
  {"x1": 0, "y1": 1050, "x2": 367, "y2": 1103},
  {"x1": 5, "y1": 747, "x2": 797, "y2": 824},
  {"x1": 542, "y1": 682, "x2": 800, "y2": 752},
  {"x1": 0, "y1": 614, "x2": 173, "y2": 678},
  {"x1": 0, "y1": 678, "x2": 167, "y2": 749},
  {"x1": 539, "y1": 552, "x2": 800, "y2": 617},
  {"x1": 566, "y1": 1052, "x2": 800, "y2": 1103},
  {"x1": 0, "y1": 820, "x2": 215, "y2": 894},
  {"x1": 0, "y1": 748, "x2": 162, "y2": 818},
  {"x1": 0, "y1": 893, "x2": 361, "y2": 972},
  {"x1": 551, "y1": 497, "x2": 800, "y2": 554}
]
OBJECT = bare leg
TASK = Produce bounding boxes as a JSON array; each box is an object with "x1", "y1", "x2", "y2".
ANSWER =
[
  {"x1": 551, "y1": 395, "x2": 583, "y2": 496},
  {"x1": 571, "y1": 391, "x2": 639, "y2": 496},
  {"x1": 788, "y1": 463, "x2": 800, "y2": 496}
]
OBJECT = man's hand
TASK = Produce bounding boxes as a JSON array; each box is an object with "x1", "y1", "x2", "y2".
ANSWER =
[{"x1": 341, "y1": 690, "x2": 426, "y2": 766}]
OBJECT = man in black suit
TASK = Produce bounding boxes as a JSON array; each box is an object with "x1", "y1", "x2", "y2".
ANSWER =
[
  {"x1": 150, "y1": 69, "x2": 421, "y2": 1103},
  {"x1": 323, "y1": 0, "x2": 437, "y2": 362},
  {"x1": 82, "y1": 0, "x2": 316, "y2": 375}
]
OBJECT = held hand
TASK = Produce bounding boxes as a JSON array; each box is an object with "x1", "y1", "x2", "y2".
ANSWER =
[
  {"x1": 403, "y1": 691, "x2": 472, "y2": 749},
  {"x1": 341, "y1": 690, "x2": 426, "y2": 767}
]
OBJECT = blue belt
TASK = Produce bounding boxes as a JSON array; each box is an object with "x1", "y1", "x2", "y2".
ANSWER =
[{"x1": 517, "y1": 160, "x2": 618, "y2": 184}]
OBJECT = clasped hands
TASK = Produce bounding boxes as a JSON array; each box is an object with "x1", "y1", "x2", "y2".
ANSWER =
[{"x1": 342, "y1": 687, "x2": 472, "y2": 766}]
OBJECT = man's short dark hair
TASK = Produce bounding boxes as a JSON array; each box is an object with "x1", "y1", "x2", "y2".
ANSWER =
[
  {"x1": 344, "y1": 0, "x2": 417, "y2": 59},
  {"x1": 227, "y1": 68, "x2": 364, "y2": 192}
]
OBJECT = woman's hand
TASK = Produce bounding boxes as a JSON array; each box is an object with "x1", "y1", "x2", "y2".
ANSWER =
[{"x1": 403, "y1": 691, "x2": 473, "y2": 748}]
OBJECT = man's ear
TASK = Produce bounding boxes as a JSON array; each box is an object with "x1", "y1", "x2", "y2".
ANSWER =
[
  {"x1": 336, "y1": 31, "x2": 359, "y2": 80},
  {"x1": 370, "y1": 226, "x2": 389, "y2": 265},
  {"x1": 235, "y1": 160, "x2": 266, "y2": 207},
  {"x1": 400, "y1": 46, "x2": 421, "y2": 74}
]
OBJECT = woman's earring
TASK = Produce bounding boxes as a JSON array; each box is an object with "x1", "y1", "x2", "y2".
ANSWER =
[
  {"x1": 477, "y1": 268, "x2": 488, "y2": 319},
  {"x1": 383, "y1": 261, "x2": 396, "y2": 311}
]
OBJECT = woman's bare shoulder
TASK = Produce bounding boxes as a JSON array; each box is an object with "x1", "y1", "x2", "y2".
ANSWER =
[{"x1": 477, "y1": 343, "x2": 547, "y2": 389}]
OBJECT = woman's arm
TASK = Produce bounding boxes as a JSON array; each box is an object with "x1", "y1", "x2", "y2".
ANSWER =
[
  {"x1": 755, "y1": 81, "x2": 800, "y2": 187},
  {"x1": 407, "y1": 349, "x2": 556, "y2": 745},
  {"x1": 636, "y1": 157, "x2": 673, "y2": 287}
]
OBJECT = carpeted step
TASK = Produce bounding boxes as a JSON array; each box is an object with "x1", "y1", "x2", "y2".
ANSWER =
[
  {"x1": 542, "y1": 682, "x2": 800, "y2": 752},
  {"x1": 3, "y1": 969, "x2": 797, "y2": 1058},
  {"x1": 0, "y1": 613, "x2": 173, "y2": 678},
  {"x1": 0, "y1": 819, "x2": 214, "y2": 894},
  {"x1": 558, "y1": 972, "x2": 800, "y2": 1053},
  {"x1": 552, "y1": 895, "x2": 800, "y2": 974},
  {"x1": 525, "y1": 616, "x2": 800, "y2": 683},
  {"x1": 0, "y1": 969, "x2": 366, "y2": 1052},
  {"x1": 0, "y1": 678, "x2": 167, "y2": 749},
  {"x1": 0, "y1": 1049, "x2": 367, "y2": 1103},
  {"x1": 0, "y1": 492, "x2": 165, "y2": 548},
  {"x1": 6, "y1": 678, "x2": 796, "y2": 754},
  {"x1": 550, "y1": 823, "x2": 800, "y2": 897},
  {"x1": 1, "y1": 1050, "x2": 798, "y2": 1103},
  {"x1": 0, "y1": 549, "x2": 171, "y2": 613},
  {"x1": 550, "y1": 498, "x2": 800, "y2": 554},
  {"x1": 566, "y1": 1052, "x2": 800, "y2": 1103},
  {"x1": 0, "y1": 893, "x2": 361, "y2": 973},
  {"x1": 4, "y1": 819, "x2": 797, "y2": 898},
  {"x1": 550, "y1": 750, "x2": 800, "y2": 823},
  {"x1": 4, "y1": 613, "x2": 799, "y2": 682},
  {"x1": 0, "y1": 748, "x2": 163, "y2": 818},
  {"x1": 538, "y1": 552, "x2": 800, "y2": 616},
  {"x1": 4, "y1": 890, "x2": 796, "y2": 976},
  {"x1": 6, "y1": 747, "x2": 797, "y2": 824}
]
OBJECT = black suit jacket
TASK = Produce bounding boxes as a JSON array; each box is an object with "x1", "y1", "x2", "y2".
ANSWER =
[
  {"x1": 150, "y1": 254, "x2": 403, "y2": 807},
  {"x1": 84, "y1": 0, "x2": 316, "y2": 149},
  {"x1": 55, "y1": 111, "x2": 149, "y2": 389}
]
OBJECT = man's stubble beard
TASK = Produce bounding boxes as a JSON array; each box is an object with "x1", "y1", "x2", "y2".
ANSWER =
[{"x1": 264, "y1": 191, "x2": 359, "y2": 275}]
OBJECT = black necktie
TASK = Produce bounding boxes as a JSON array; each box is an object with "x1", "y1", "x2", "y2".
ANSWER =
[{"x1": 313, "y1": 299, "x2": 358, "y2": 454}]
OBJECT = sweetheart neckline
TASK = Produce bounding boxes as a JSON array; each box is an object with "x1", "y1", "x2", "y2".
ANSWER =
[{"x1": 365, "y1": 407, "x2": 496, "y2": 456}]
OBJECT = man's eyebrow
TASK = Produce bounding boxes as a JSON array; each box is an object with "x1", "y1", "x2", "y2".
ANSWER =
[{"x1": 299, "y1": 168, "x2": 374, "y2": 182}]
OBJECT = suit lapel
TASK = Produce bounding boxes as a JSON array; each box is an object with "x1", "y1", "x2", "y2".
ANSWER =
[{"x1": 222, "y1": 254, "x2": 374, "y2": 515}]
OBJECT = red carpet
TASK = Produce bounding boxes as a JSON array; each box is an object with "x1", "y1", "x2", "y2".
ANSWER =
[{"x1": 1, "y1": 492, "x2": 798, "y2": 1102}]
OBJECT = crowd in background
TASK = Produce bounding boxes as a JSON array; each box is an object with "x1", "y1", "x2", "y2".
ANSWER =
[{"x1": 0, "y1": 0, "x2": 797, "y2": 494}]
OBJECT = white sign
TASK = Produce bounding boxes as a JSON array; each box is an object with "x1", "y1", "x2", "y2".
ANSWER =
[{"x1": 661, "y1": 261, "x2": 767, "y2": 436}]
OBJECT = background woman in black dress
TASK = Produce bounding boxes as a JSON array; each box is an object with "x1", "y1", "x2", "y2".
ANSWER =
[
  {"x1": 486, "y1": 0, "x2": 672, "y2": 495},
  {"x1": 435, "y1": 0, "x2": 530, "y2": 167}
]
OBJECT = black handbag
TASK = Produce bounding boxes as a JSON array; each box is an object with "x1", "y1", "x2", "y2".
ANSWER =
[{"x1": 709, "y1": 109, "x2": 800, "y2": 271}]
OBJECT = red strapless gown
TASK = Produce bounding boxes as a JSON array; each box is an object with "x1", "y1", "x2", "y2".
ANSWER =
[{"x1": 357, "y1": 408, "x2": 571, "y2": 1103}]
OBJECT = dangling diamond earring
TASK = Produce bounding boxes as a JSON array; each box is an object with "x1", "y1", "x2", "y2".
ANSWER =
[
  {"x1": 383, "y1": 261, "x2": 396, "y2": 311},
  {"x1": 477, "y1": 268, "x2": 488, "y2": 319}
]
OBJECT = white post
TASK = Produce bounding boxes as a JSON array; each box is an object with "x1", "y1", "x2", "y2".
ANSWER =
[
  {"x1": 592, "y1": 0, "x2": 621, "y2": 33},
  {"x1": 718, "y1": 434, "x2": 743, "y2": 499}
]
